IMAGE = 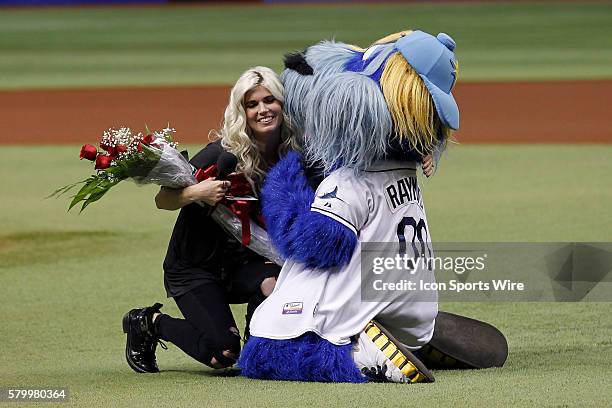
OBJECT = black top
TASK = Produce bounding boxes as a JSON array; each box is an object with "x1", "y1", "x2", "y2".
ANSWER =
[{"x1": 162, "y1": 141, "x2": 257, "y2": 298}]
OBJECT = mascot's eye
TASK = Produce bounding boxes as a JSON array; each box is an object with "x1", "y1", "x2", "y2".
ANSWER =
[{"x1": 284, "y1": 51, "x2": 314, "y2": 75}]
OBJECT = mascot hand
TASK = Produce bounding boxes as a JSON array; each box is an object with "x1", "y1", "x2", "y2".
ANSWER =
[
  {"x1": 263, "y1": 151, "x2": 357, "y2": 269},
  {"x1": 422, "y1": 154, "x2": 435, "y2": 178}
]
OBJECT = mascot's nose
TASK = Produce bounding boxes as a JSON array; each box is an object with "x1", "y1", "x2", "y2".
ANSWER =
[{"x1": 436, "y1": 33, "x2": 456, "y2": 51}]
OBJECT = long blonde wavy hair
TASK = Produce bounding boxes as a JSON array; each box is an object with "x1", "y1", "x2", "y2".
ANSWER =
[
  {"x1": 380, "y1": 52, "x2": 453, "y2": 156},
  {"x1": 214, "y1": 66, "x2": 298, "y2": 188}
]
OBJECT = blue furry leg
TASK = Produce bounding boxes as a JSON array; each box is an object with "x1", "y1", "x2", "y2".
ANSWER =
[{"x1": 238, "y1": 333, "x2": 366, "y2": 383}]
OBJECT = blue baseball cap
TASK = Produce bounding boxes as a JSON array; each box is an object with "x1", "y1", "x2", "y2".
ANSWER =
[{"x1": 395, "y1": 31, "x2": 460, "y2": 130}]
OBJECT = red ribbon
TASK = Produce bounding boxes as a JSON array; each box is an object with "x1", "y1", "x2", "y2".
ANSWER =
[
  {"x1": 230, "y1": 200, "x2": 252, "y2": 246},
  {"x1": 195, "y1": 166, "x2": 255, "y2": 246},
  {"x1": 194, "y1": 164, "x2": 217, "y2": 182}
]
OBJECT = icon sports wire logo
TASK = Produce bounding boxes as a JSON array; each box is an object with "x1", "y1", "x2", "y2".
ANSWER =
[{"x1": 361, "y1": 242, "x2": 612, "y2": 302}]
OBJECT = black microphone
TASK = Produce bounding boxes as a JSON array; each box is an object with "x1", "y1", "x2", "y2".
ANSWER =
[{"x1": 216, "y1": 152, "x2": 238, "y2": 181}]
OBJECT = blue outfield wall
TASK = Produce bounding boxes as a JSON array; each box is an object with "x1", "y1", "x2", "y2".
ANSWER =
[
  {"x1": 0, "y1": 0, "x2": 166, "y2": 5},
  {"x1": 0, "y1": 0, "x2": 398, "y2": 6},
  {"x1": 0, "y1": 0, "x2": 381, "y2": 6},
  {"x1": 0, "y1": 0, "x2": 519, "y2": 5},
  {"x1": 0, "y1": 0, "x2": 269, "y2": 5}
]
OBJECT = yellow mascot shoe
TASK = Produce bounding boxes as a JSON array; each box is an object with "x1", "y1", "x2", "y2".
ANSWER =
[{"x1": 352, "y1": 320, "x2": 434, "y2": 384}]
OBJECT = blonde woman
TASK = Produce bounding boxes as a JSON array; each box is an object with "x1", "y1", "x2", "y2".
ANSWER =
[{"x1": 122, "y1": 67, "x2": 297, "y2": 373}]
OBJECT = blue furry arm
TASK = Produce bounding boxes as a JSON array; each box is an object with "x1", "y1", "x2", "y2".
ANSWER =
[{"x1": 262, "y1": 151, "x2": 357, "y2": 269}]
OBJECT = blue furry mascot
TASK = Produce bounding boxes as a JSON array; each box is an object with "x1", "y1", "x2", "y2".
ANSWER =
[{"x1": 239, "y1": 30, "x2": 507, "y2": 383}]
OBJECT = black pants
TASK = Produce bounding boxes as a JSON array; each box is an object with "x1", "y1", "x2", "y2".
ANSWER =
[{"x1": 155, "y1": 259, "x2": 279, "y2": 368}]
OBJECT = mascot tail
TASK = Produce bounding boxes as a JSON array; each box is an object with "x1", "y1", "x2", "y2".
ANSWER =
[
  {"x1": 416, "y1": 311, "x2": 508, "y2": 369},
  {"x1": 238, "y1": 332, "x2": 366, "y2": 383}
]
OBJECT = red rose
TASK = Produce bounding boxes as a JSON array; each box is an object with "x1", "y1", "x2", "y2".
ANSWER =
[
  {"x1": 142, "y1": 134, "x2": 154, "y2": 145},
  {"x1": 95, "y1": 155, "x2": 113, "y2": 170},
  {"x1": 106, "y1": 145, "x2": 118, "y2": 157},
  {"x1": 79, "y1": 144, "x2": 98, "y2": 161},
  {"x1": 116, "y1": 144, "x2": 127, "y2": 155},
  {"x1": 100, "y1": 141, "x2": 112, "y2": 151}
]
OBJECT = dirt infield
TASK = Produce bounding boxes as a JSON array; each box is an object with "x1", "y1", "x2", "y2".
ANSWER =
[{"x1": 1, "y1": 80, "x2": 610, "y2": 145}]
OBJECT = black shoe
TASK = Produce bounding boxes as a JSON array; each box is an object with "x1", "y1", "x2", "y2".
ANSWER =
[{"x1": 122, "y1": 303, "x2": 166, "y2": 373}]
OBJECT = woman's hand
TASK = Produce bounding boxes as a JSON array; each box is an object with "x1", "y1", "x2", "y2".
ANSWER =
[
  {"x1": 155, "y1": 178, "x2": 230, "y2": 210},
  {"x1": 422, "y1": 154, "x2": 435, "y2": 178},
  {"x1": 191, "y1": 178, "x2": 231, "y2": 206}
]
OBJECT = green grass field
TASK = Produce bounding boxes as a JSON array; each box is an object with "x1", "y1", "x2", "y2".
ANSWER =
[
  {"x1": 0, "y1": 2, "x2": 611, "y2": 89},
  {"x1": 1, "y1": 144, "x2": 611, "y2": 407},
  {"x1": 1, "y1": 2, "x2": 611, "y2": 407}
]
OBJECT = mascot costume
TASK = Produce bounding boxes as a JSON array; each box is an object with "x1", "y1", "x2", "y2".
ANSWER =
[{"x1": 238, "y1": 30, "x2": 508, "y2": 383}]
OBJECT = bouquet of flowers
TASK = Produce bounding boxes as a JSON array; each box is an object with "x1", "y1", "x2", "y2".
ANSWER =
[
  {"x1": 51, "y1": 126, "x2": 283, "y2": 265},
  {"x1": 51, "y1": 126, "x2": 194, "y2": 211}
]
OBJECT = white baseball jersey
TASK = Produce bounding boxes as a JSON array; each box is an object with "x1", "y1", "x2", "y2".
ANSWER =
[{"x1": 250, "y1": 160, "x2": 437, "y2": 349}]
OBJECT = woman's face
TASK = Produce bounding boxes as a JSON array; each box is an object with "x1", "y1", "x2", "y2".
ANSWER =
[{"x1": 243, "y1": 85, "x2": 283, "y2": 143}]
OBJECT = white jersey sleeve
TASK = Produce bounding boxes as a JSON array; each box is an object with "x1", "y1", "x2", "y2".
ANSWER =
[{"x1": 310, "y1": 170, "x2": 370, "y2": 235}]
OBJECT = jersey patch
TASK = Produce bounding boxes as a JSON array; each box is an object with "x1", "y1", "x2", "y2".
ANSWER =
[
  {"x1": 282, "y1": 302, "x2": 303, "y2": 315},
  {"x1": 384, "y1": 176, "x2": 423, "y2": 213},
  {"x1": 317, "y1": 186, "x2": 348, "y2": 204}
]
